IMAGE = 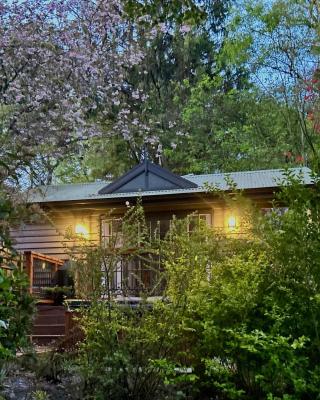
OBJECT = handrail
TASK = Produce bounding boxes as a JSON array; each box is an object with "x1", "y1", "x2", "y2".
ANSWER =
[
  {"x1": 24, "y1": 251, "x2": 64, "y2": 266},
  {"x1": 24, "y1": 251, "x2": 64, "y2": 294}
]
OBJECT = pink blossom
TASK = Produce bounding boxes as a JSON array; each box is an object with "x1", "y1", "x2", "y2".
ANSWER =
[
  {"x1": 179, "y1": 25, "x2": 192, "y2": 34},
  {"x1": 0, "y1": 0, "x2": 150, "y2": 185}
]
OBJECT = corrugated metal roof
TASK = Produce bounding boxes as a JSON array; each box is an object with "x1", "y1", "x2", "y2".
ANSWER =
[
  {"x1": 27, "y1": 167, "x2": 312, "y2": 203},
  {"x1": 183, "y1": 167, "x2": 313, "y2": 189}
]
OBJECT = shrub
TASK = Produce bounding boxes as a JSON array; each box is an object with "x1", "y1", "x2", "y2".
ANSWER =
[
  {"x1": 74, "y1": 179, "x2": 320, "y2": 399},
  {"x1": 71, "y1": 204, "x2": 198, "y2": 399},
  {"x1": 164, "y1": 174, "x2": 320, "y2": 399},
  {"x1": 0, "y1": 268, "x2": 35, "y2": 371},
  {"x1": 43, "y1": 286, "x2": 73, "y2": 305}
]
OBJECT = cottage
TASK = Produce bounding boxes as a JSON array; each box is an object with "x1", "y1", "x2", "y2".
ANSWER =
[
  {"x1": 9, "y1": 161, "x2": 312, "y2": 343},
  {"x1": 11, "y1": 160, "x2": 312, "y2": 298}
]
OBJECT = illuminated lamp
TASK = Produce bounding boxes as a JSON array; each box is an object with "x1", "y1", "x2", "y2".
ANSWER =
[
  {"x1": 227, "y1": 215, "x2": 237, "y2": 229},
  {"x1": 75, "y1": 223, "x2": 89, "y2": 237}
]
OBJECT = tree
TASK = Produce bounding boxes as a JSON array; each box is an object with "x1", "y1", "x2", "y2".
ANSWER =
[
  {"x1": 163, "y1": 77, "x2": 304, "y2": 174},
  {"x1": 65, "y1": 0, "x2": 314, "y2": 179},
  {"x1": 0, "y1": 268, "x2": 35, "y2": 372},
  {"x1": 53, "y1": 0, "x2": 238, "y2": 180},
  {"x1": 63, "y1": 177, "x2": 320, "y2": 399},
  {"x1": 156, "y1": 178, "x2": 320, "y2": 398},
  {"x1": 0, "y1": 0, "x2": 146, "y2": 186},
  {"x1": 225, "y1": 0, "x2": 320, "y2": 169}
]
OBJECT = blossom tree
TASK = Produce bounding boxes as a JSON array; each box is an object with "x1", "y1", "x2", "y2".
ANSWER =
[{"x1": 0, "y1": 0, "x2": 147, "y2": 186}]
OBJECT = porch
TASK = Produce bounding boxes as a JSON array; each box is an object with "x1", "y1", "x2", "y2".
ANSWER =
[
  {"x1": 21, "y1": 250, "x2": 164, "y2": 345},
  {"x1": 24, "y1": 251, "x2": 66, "y2": 301}
]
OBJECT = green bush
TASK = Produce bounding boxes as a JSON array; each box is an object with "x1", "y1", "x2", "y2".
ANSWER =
[
  {"x1": 43, "y1": 286, "x2": 73, "y2": 305},
  {"x1": 162, "y1": 174, "x2": 320, "y2": 399},
  {"x1": 73, "y1": 204, "x2": 196, "y2": 399},
  {"x1": 0, "y1": 268, "x2": 35, "y2": 370},
  {"x1": 75, "y1": 179, "x2": 320, "y2": 399},
  {"x1": 77, "y1": 300, "x2": 185, "y2": 400}
]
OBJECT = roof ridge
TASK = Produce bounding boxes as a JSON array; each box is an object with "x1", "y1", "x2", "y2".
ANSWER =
[
  {"x1": 183, "y1": 167, "x2": 310, "y2": 179},
  {"x1": 35, "y1": 181, "x2": 110, "y2": 189}
]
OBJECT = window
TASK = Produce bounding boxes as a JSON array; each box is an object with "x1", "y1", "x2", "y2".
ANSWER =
[
  {"x1": 147, "y1": 218, "x2": 173, "y2": 240},
  {"x1": 101, "y1": 218, "x2": 122, "y2": 247},
  {"x1": 187, "y1": 213, "x2": 212, "y2": 233},
  {"x1": 100, "y1": 211, "x2": 212, "y2": 296},
  {"x1": 104, "y1": 255, "x2": 163, "y2": 296},
  {"x1": 199, "y1": 213, "x2": 212, "y2": 225}
]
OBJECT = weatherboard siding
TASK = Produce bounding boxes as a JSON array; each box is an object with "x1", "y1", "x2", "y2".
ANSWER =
[
  {"x1": 12, "y1": 224, "x2": 68, "y2": 260},
  {"x1": 10, "y1": 199, "x2": 243, "y2": 262},
  {"x1": 11, "y1": 211, "x2": 101, "y2": 261}
]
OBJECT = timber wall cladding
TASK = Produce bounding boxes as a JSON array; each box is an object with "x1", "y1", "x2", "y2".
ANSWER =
[
  {"x1": 11, "y1": 210, "x2": 101, "y2": 261},
  {"x1": 10, "y1": 197, "x2": 228, "y2": 261}
]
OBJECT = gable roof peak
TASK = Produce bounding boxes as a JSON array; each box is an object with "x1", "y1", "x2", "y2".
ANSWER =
[{"x1": 98, "y1": 160, "x2": 198, "y2": 195}]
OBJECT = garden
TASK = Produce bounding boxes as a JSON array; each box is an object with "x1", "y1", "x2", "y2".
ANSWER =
[
  {"x1": 1, "y1": 0, "x2": 320, "y2": 398},
  {"x1": 1, "y1": 177, "x2": 320, "y2": 399}
]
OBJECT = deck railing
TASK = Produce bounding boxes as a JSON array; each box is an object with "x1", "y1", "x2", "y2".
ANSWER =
[
  {"x1": 107, "y1": 254, "x2": 165, "y2": 296},
  {"x1": 24, "y1": 251, "x2": 64, "y2": 298}
]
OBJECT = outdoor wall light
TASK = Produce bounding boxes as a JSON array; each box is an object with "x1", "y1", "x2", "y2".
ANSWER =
[
  {"x1": 227, "y1": 215, "x2": 237, "y2": 229},
  {"x1": 75, "y1": 223, "x2": 89, "y2": 237}
]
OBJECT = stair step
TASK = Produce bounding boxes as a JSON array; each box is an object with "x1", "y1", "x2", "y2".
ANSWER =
[
  {"x1": 32, "y1": 305, "x2": 67, "y2": 344},
  {"x1": 36, "y1": 311, "x2": 66, "y2": 316},
  {"x1": 37, "y1": 309, "x2": 66, "y2": 313},
  {"x1": 34, "y1": 315, "x2": 65, "y2": 325},
  {"x1": 33, "y1": 324, "x2": 65, "y2": 336},
  {"x1": 36, "y1": 311, "x2": 66, "y2": 315},
  {"x1": 31, "y1": 334, "x2": 65, "y2": 337},
  {"x1": 37, "y1": 305, "x2": 66, "y2": 310}
]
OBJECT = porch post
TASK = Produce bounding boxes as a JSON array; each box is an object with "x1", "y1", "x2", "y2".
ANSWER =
[{"x1": 25, "y1": 251, "x2": 33, "y2": 294}]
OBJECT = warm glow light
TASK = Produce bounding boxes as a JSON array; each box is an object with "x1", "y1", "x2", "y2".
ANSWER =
[
  {"x1": 227, "y1": 216, "x2": 237, "y2": 229},
  {"x1": 75, "y1": 223, "x2": 89, "y2": 237}
]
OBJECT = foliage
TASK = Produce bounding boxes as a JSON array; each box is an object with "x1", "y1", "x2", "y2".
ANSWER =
[
  {"x1": 0, "y1": 0, "x2": 319, "y2": 183},
  {"x1": 52, "y1": 0, "x2": 242, "y2": 179},
  {"x1": 70, "y1": 200, "x2": 161, "y2": 301},
  {"x1": 43, "y1": 286, "x2": 73, "y2": 305},
  {"x1": 31, "y1": 390, "x2": 49, "y2": 400},
  {"x1": 0, "y1": 268, "x2": 35, "y2": 371},
  {"x1": 74, "y1": 178, "x2": 320, "y2": 399},
  {"x1": 160, "y1": 175, "x2": 320, "y2": 399},
  {"x1": 166, "y1": 81, "x2": 302, "y2": 174},
  {"x1": 0, "y1": 189, "x2": 39, "y2": 269},
  {"x1": 55, "y1": 0, "x2": 320, "y2": 180},
  {"x1": 78, "y1": 301, "x2": 166, "y2": 399},
  {"x1": 125, "y1": 0, "x2": 229, "y2": 29},
  {"x1": 0, "y1": 122, "x2": 37, "y2": 381},
  {"x1": 72, "y1": 204, "x2": 197, "y2": 399},
  {"x1": 225, "y1": 0, "x2": 320, "y2": 169},
  {"x1": 3, "y1": 1, "x2": 319, "y2": 398}
]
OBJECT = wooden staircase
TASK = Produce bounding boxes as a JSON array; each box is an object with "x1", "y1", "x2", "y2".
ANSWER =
[{"x1": 32, "y1": 304, "x2": 66, "y2": 345}]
